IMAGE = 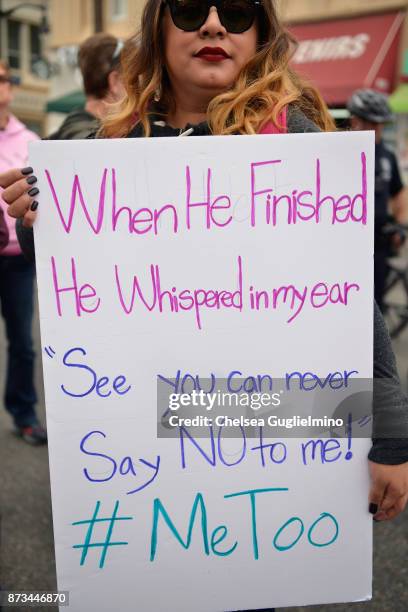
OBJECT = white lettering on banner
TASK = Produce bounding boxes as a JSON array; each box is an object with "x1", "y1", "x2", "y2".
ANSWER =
[
  {"x1": 293, "y1": 33, "x2": 370, "y2": 63},
  {"x1": 30, "y1": 132, "x2": 375, "y2": 612}
]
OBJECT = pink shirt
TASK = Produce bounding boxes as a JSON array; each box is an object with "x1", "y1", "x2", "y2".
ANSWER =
[
  {"x1": 258, "y1": 107, "x2": 287, "y2": 135},
  {"x1": 0, "y1": 114, "x2": 39, "y2": 255}
]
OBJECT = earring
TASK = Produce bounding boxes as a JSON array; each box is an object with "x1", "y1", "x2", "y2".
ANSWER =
[{"x1": 154, "y1": 84, "x2": 162, "y2": 102}]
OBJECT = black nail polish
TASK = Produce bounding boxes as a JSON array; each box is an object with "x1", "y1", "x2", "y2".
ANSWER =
[
  {"x1": 28, "y1": 187, "x2": 39, "y2": 197},
  {"x1": 30, "y1": 201, "x2": 39, "y2": 212},
  {"x1": 26, "y1": 175, "x2": 37, "y2": 185},
  {"x1": 21, "y1": 166, "x2": 33, "y2": 175},
  {"x1": 369, "y1": 503, "x2": 378, "y2": 515}
]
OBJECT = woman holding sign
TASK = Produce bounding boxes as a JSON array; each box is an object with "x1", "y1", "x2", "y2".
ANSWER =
[{"x1": 1, "y1": 0, "x2": 408, "y2": 563}]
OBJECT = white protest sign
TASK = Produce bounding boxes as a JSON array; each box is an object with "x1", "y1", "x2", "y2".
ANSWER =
[{"x1": 31, "y1": 131, "x2": 374, "y2": 612}]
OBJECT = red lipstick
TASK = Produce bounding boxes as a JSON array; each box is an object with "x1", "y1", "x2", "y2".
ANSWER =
[{"x1": 195, "y1": 46, "x2": 230, "y2": 62}]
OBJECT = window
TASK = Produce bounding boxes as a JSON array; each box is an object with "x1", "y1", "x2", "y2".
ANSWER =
[
  {"x1": 111, "y1": 0, "x2": 127, "y2": 20},
  {"x1": 7, "y1": 20, "x2": 21, "y2": 69},
  {"x1": 30, "y1": 25, "x2": 42, "y2": 74}
]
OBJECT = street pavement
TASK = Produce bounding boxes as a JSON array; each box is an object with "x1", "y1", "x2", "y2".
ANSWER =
[{"x1": 0, "y1": 293, "x2": 407, "y2": 612}]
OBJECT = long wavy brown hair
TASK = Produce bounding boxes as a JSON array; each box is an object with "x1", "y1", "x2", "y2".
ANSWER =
[{"x1": 101, "y1": 0, "x2": 335, "y2": 137}]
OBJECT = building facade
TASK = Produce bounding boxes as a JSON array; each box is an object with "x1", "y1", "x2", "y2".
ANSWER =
[
  {"x1": 46, "y1": 0, "x2": 144, "y2": 132},
  {"x1": 46, "y1": 0, "x2": 408, "y2": 109},
  {"x1": 276, "y1": 0, "x2": 408, "y2": 177},
  {"x1": 48, "y1": 0, "x2": 143, "y2": 46},
  {"x1": 278, "y1": 0, "x2": 408, "y2": 103},
  {"x1": 3, "y1": 0, "x2": 407, "y2": 138},
  {"x1": 0, "y1": 0, "x2": 51, "y2": 134}
]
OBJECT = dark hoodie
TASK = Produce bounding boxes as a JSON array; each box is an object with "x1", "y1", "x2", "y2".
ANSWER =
[{"x1": 47, "y1": 108, "x2": 99, "y2": 141}]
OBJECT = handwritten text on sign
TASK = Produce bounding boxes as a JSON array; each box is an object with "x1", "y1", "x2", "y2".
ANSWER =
[{"x1": 32, "y1": 132, "x2": 374, "y2": 612}]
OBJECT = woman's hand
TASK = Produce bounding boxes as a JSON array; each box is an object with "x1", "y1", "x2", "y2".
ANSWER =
[
  {"x1": 0, "y1": 167, "x2": 39, "y2": 228},
  {"x1": 369, "y1": 460, "x2": 408, "y2": 521}
]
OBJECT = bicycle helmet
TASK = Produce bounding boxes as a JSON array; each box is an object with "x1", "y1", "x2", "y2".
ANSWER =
[{"x1": 347, "y1": 89, "x2": 393, "y2": 123}]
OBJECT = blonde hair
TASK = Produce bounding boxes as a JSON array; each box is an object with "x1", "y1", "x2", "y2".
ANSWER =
[{"x1": 101, "y1": 0, "x2": 335, "y2": 138}]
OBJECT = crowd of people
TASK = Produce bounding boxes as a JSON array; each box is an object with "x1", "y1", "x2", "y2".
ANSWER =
[
  {"x1": 0, "y1": 59, "x2": 43, "y2": 444},
  {"x1": 0, "y1": 33, "x2": 126, "y2": 443},
  {"x1": 0, "y1": 3, "x2": 407, "y2": 608}
]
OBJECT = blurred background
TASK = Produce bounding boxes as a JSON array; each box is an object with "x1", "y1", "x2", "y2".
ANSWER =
[
  {"x1": 1, "y1": 0, "x2": 407, "y2": 171},
  {"x1": 0, "y1": 1, "x2": 407, "y2": 611}
]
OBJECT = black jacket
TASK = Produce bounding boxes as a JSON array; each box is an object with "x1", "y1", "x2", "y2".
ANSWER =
[{"x1": 47, "y1": 108, "x2": 99, "y2": 141}]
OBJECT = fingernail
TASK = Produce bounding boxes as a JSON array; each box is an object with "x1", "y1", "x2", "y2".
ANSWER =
[
  {"x1": 30, "y1": 201, "x2": 39, "y2": 212},
  {"x1": 369, "y1": 503, "x2": 378, "y2": 515},
  {"x1": 28, "y1": 187, "x2": 39, "y2": 197},
  {"x1": 26, "y1": 176, "x2": 37, "y2": 185},
  {"x1": 21, "y1": 166, "x2": 33, "y2": 175}
]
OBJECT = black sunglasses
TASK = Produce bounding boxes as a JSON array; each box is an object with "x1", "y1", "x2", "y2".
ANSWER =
[{"x1": 165, "y1": 0, "x2": 262, "y2": 34}]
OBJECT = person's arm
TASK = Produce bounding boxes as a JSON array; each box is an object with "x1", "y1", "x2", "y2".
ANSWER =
[
  {"x1": 369, "y1": 302, "x2": 408, "y2": 520},
  {"x1": 286, "y1": 110, "x2": 408, "y2": 516},
  {"x1": 371, "y1": 301, "x2": 408, "y2": 462},
  {"x1": 0, "y1": 206, "x2": 9, "y2": 250},
  {"x1": 390, "y1": 186, "x2": 408, "y2": 225}
]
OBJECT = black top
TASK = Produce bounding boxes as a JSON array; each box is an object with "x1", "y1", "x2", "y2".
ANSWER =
[{"x1": 126, "y1": 106, "x2": 321, "y2": 138}]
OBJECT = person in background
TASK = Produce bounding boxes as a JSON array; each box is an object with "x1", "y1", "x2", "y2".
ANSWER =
[
  {"x1": 48, "y1": 32, "x2": 125, "y2": 140},
  {"x1": 14, "y1": 33, "x2": 126, "y2": 262},
  {"x1": 0, "y1": 95, "x2": 11, "y2": 612},
  {"x1": 347, "y1": 89, "x2": 408, "y2": 311},
  {"x1": 0, "y1": 60, "x2": 45, "y2": 444}
]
